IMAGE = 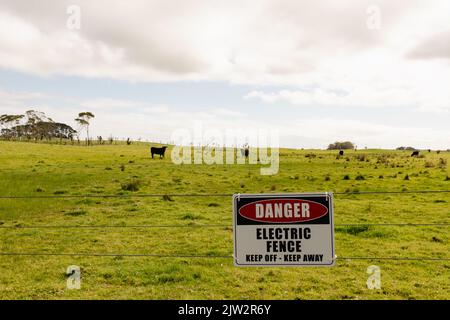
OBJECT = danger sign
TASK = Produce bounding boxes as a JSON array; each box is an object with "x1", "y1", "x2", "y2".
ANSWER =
[{"x1": 233, "y1": 193, "x2": 335, "y2": 266}]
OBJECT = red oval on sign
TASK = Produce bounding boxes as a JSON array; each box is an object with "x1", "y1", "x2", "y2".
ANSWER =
[{"x1": 239, "y1": 199, "x2": 328, "y2": 223}]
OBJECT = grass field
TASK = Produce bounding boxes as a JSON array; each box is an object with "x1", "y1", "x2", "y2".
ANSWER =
[{"x1": 0, "y1": 141, "x2": 449, "y2": 299}]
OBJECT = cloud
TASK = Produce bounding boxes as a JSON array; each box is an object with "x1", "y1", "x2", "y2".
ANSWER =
[
  {"x1": 2, "y1": 90, "x2": 449, "y2": 149},
  {"x1": 77, "y1": 98, "x2": 174, "y2": 116},
  {"x1": 213, "y1": 108, "x2": 246, "y2": 117},
  {"x1": 1, "y1": 0, "x2": 450, "y2": 148},
  {"x1": 1, "y1": 0, "x2": 449, "y2": 113},
  {"x1": 279, "y1": 118, "x2": 450, "y2": 149},
  {"x1": 141, "y1": 105, "x2": 170, "y2": 114},
  {"x1": 245, "y1": 86, "x2": 422, "y2": 109},
  {"x1": 0, "y1": 88, "x2": 49, "y2": 113},
  {"x1": 79, "y1": 98, "x2": 143, "y2": 110},
  {"x1": 0, "y1": 0, "x2": 446, "y2": 82},
  {"x1": 407, "y1": 31, "x2": 450, "y2": 60},
  {"x1": 86, "y1": 112, "x2": 450, "y2": 150},
  {"x1": 245, "y1": 63, "x2": 450, "y2": 112},
  {"x1": 0, "y1": 88, "x2": 48, "y2": 102}
]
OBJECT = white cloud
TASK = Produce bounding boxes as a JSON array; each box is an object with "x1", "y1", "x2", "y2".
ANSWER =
[
  {"x1": 77, "y1": 98, "x2": 173, "y2": 115},
  {"x1": 245, "y1": 49, "x2": 450, "y2": 112},
  {"x1": 0, "y1": 88, "x2": 49, "y2": 113},
  {"x1": 0, "y1": 1, "x2": 447, "y2": 80},
  {"x1": 407, "y1": 31, "x2": 450, "y2": 61},
  {"x1": 1, "y1": 0, "x2": 449, "y2": 114},
  {"x1": 79, "y1": 98, "x2": 144, "y2": 110},
  {"x1": 87, "y1": 111, "x2": 450, "y2": 150},
  {"x1": 141, "y1": 105, "x2": 170, "y2": 114},
  {"x1": 2, "y1": 91, "x2": 449, "y2": 149},
  {"x1": 245, "y1": 80, "x2": 450, "y2": 112},
  {"x1": 1, "y1": 1, "x2": 450, "y2": 148},
  {"x1": 277, "y1": 118, "x2": 450, "y2": 149},
  {"x1": 0, "y1": 89, "x2": 47, "y2": 102},
  {"x1": 213, "y1": 108, "x2": 246, "y2": 118}
]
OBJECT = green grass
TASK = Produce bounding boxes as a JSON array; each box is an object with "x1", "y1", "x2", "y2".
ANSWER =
[{"x1": 0, "y1": 141, "x2": 449, "y2": 299}]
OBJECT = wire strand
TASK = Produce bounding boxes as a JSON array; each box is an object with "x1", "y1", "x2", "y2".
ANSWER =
[
  {"x1": 1, "y1": 191, "x2": 449, "y2": 262},
  {"x1": 0, "y1": 224, "x2": 231, "y2": 229},
  {"x1": 0, "y1": 252, "x2": 448, "y2": 261},
  {"x1": 0, "y1": 252, "x2": 232, "y2": 258},
  {"x1": 0, "y1": 189, "x2": 449, "y2": 199},
  {"x1": 337, "y1": 257, "x2": 450, "y2": 261},
  {"x1": 0, "y1": 223, "x2": 449, "y2": 229}
]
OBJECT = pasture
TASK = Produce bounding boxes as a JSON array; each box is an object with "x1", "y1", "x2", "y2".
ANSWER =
[{"x1": 0, "y1": 141, "x2": 449, "y2": 299}]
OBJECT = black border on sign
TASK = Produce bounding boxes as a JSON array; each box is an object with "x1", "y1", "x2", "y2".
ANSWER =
[
  {"x1": 232, "y1": 192, "x2": 335, "y2": 267},
  {"x1": 238, "y1": 199, "x2": 329, "y2": 224}
]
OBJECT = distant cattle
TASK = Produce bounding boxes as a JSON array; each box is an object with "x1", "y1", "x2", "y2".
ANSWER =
[
  {"x1": 339, "y1": 150, "x2": 344, "y2": 156},
  {"x1": 151, "y1": 146, "x2": 168, "y2": 159},
  {"x1": 437, "y1": 150, "x2": 441, "y2": 154},
  {"x1": 411, "y1": 150, "x2": 420, "y2": 157},
  {"x1": 243, "y1": 147, "x2": 249, "y2": 159},
  {"x1": 428, "y1": 149, "x2": 431, "y2": 153},
  {"x1": 240, "y1": 146, "x2": 249, "y2": 159}
]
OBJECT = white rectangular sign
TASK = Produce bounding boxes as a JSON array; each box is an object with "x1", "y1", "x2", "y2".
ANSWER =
[{"x1": 233, "y1": 193, "x2": 335, "y2": 266}]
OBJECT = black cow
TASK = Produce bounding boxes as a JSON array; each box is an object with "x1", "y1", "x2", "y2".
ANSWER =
[
  {"x1": 411, "y1": 150, "x2": 420, "y2": 157},
  {"x1": 339, "y1": 150, "x2": 344, "y2": 156},
  {"x1": 151, "y1": 146, "x2": 167, "y2": 159},
  {"x1": 244, "y1": 147, "x2": 249, "y2": 159},
  {"x1": 240, "y1": 146, "x2": 250, "y2": 159}
]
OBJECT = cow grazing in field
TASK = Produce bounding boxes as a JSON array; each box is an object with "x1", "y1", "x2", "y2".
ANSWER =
[
  {"x1": 242, "y1": 147, "x2": 249, "y2": 159},
  {"x1": 411, "y1": 150, "x2": 420, "y2": 157},
  {"x1": 240, "y1": 145, "x2": 250, "y2": 159},
  {"x1": 151, "y1": 146, "x2": 168, "y2": 159},
  {"x1": 339, "y1": 150, "x2": 344, "y2": 156},
  {"x1": 437, "y1": 150, "x2": 441, "y2": 154}
]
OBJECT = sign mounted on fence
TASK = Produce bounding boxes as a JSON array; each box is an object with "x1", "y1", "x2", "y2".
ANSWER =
[{"x1": 233, "y1": 193, "x2": 335, "y2": 266}]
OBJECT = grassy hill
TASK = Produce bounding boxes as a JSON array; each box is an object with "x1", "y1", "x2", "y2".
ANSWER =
[{"x1": 0, "y1": 141, "x2": 448, "y2": 299}]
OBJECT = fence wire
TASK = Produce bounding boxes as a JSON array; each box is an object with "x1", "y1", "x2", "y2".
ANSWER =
[
  {"x1": 0, "y1": 223, "x2": 449, "y2": 229},
  {"x1": 0, "y1": 189, "x2": 449, "y2": 262},
  {"x1": 0, "y1": 252, "x2": 448, "y2": 261},
  {"x1": 0, "y1": 189, "x2": 449, "y2": 199}
]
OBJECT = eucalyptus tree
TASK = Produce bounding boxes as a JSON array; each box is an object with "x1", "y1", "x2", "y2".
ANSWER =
[
  {"x1": 0, "y1": 114, "x2": 25, "y2": 139},
  {"x1": 75, "y1": 112, "x2": 95, "y2": 145}
]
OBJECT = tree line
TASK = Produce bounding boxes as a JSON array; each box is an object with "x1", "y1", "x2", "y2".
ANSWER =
[{"x1": 0, "y1": 110, "x2": 96, "y2": 145}]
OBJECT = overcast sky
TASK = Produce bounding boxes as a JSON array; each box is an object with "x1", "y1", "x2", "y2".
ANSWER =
[{"x1": 0, "y1": 0, "x2": 449, "y2": 149}]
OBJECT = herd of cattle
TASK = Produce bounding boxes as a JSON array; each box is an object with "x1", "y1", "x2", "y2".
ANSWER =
[
  {"x1": 149, "y1": 146, "x2": 442, "y2": 159},
  {"x1": 411, "y1": 149, "x2": 441, "y2": 157},
  {"x1": 334, "y1": 149, "x2": 435, "y2": 158}
]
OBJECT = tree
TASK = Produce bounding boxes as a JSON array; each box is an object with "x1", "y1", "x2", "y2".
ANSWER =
[
  {"x1": 327, "y1": 141, "x2": 355, "y2": 150},
  {"x1": 396, "y1": 146, "x2": 416, "y2": 151},
  {"x1": 24, "y1": 110, "x2": 54, "y2": 140},
  {"x1": 0, "y1": 114, "x2": 25, "y2": 129},
  {"x1": 7, "y1": 122, "x2": 76, "y2": 140},
  {"x1": 25, "y1": 110, "x2": 53, "y2": 125},
  {"x1": 75, "y1": 112, "x2": 95, "y2": 145},
  {"x1": 1, "y1": 111, "x2": 76, "y2": 141},
  {"x1": 0, "y1": 114, "x2": 25, "y2": 139}
]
